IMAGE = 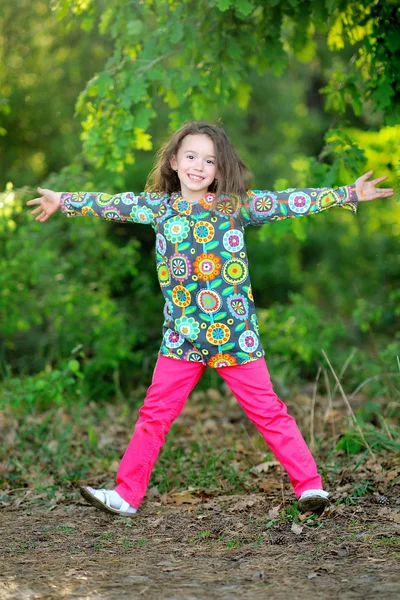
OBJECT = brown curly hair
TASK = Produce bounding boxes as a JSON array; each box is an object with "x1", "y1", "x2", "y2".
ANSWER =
[{"x1": 145, "y1": 121, "x2": 253, "y2": 211}]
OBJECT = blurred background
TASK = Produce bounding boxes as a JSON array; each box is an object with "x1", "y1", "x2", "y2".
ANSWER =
[{"x1": 0, "y1": 1, "x2": 399, "y2": 481}]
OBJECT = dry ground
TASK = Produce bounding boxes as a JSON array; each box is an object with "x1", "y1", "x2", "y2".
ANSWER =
[
  {"x1": 1, "y1": 386, "x2": 399, "y2": 599},
  {"x1": 1, "y1": 486, "x2": 400, "y2": 600}
]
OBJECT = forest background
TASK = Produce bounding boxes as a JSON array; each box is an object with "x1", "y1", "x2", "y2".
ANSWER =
[{"x1": 0, "y1": 0, "x2": 399, "y2": 499}]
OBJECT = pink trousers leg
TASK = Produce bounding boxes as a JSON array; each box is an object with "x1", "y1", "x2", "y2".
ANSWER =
[
  {"x1": 217, "y1": 357, "x2": 323, "y2": 498},
  {"x1": 115, "y1": 355, "x2": 205, "y2": 508}
]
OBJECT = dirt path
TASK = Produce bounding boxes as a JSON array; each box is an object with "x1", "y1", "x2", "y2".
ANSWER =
[{"x1": 1, "y1": 491, "x2": 399, "y2": 600}]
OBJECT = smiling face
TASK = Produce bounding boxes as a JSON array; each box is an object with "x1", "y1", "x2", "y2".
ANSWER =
[{"x1": 170, "y1": 134, "x2": 217, "y2": 202}]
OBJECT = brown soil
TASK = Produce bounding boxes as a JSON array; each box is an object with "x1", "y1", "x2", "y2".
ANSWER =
[{"x1": 1, "y1": 491, "x2": 400, "y2": 600}]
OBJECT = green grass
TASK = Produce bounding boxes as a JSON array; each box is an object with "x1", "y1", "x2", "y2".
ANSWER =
[{"x1": 1, "y1": 368, "x2": 399, "y2": 504}]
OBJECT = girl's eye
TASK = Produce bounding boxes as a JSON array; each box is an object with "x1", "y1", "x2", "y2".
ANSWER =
[{"x1": 186, "y1": 155, "x2": 214, "y2": 164}]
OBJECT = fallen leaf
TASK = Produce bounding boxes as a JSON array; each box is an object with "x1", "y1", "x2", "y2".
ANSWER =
[
  {"x1": 267, "y1": 506, "x2": 281, "y2": 520},
  {"x1": 319, "y1": 563, "x2": 335, "y2": 574},
  {"x1": 228, "y1": 498, "x2": 257, "y2": 512},
  {"x1": 391, "y1": 513, "x2": 400, "y2": 523},
  {"x1": 291, "y1": 522, "x2": 303, "y2": 535},
  {"x1": 148, "y1": 486, "x2": 160, "y2": 498},
  {"x1": 167, "y1": 491, "x2": 201, "y2": 506},
  {"x1": 250, "y1": 461, "x2": 280, "y2": 475},
  {"x1": 257, "y1": 480, "x2": 281, "y2": 493},
  {"x1": 298, "y1": 512, "x2": 312, "y2": 521}
]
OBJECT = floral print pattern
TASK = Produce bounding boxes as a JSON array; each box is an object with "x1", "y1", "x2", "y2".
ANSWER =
[{"x1": 60, "y1": 184, "x2": 358, "y2": 368}]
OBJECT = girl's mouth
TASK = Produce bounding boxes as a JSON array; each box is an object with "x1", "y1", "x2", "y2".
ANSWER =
[{"x1": 188, "y1": 174, "x2": 204, "y2": 182}]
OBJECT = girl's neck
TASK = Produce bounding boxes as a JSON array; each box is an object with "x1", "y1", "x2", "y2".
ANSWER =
[{"x1": 179, "y1": 184, "x2": 210, "y2": 203}]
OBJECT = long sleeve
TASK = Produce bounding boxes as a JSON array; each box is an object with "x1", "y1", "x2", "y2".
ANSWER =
[
  {"x1": 60, "y1": 191, "x2": 167, "y2": 227},
  {"x1": 239, "y1": 183, "x2": 358, "y2": 227}
]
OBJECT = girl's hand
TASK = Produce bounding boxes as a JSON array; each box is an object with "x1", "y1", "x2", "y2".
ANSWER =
[
  {"x1": 26, "y1": 187, "x2": 62, "y2": 222},
  {"x1": 355, "y1": 171, "x2": 394, "y2": 202}
]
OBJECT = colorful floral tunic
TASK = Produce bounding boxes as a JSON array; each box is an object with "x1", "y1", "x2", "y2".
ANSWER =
[{"x1": 60, "y1": 184, "x2": 358, "y2": 368}]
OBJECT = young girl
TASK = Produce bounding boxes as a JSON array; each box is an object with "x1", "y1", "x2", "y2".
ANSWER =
[{"x1": 27, "y1": 121, "x2": 393, "y2": 517}]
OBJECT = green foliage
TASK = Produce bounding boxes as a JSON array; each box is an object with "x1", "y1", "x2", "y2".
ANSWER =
[
  {"x1": 44, "y1": 0, "x2": 400, "y2": 177},
  {"x1": 0, "y1": 362, "x2": 82, "y2": 414},
  {"x1": 1, "y1": 0, "x2": 399, "y2": 413},
  {"x1": 0, "y1": 185, "x2": 162, "y2": 399},
  {"x1": 257, "y1": 292, "x2": 348, "y2": 382},
  {"x1": 0, "y1": 0, "x2": 113, "y2": 188},
  {"x1": 336, "y1": 427, "x2": 400, "y2": 455}
]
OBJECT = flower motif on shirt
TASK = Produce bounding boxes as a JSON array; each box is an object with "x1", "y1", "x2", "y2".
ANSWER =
[
  {"x1": 121, "y1": 192, "x2": 138, "y2": 205},
  {"x1": 169, "y1": 253, "x2": 192, "y2": 281},
  {"x1": 157, "y1": 261, "x2": 171, "y2": 287},
  {"x1": 130, "y1": 204, "x2": 155, "y2": 224},
  {"x1": 316, "y1": 189, "x2": 338, "y2": 211},
  {"x1": 70, "y1": 191, "x2": 87, "y2": 204},
  {"x1": 184, "y1": 348, "x2": 206, "y2": 364},
  {"x1": 251, "y1": 313, "x2": 259, "y2": 335},
  {"x1": 208, "y1": 353, "x2": 238, "y2": 368},
  {"x1": 222, "y1": 258, "x2": 248, "y2": 285},
  {"x1": 147, "y1": 191, "x2": 166, "y2": 205},
  {"x1": 198, "y1": 193, "x2": 215, "y2": 210},
  {"x1": 194, "y1": 221, "x2": 215, "y2": 244},
  {"x1": 175, "y1": 316, "x2": 200, "y2": 341},
  {"x1": 247, "y1": 285, "x2": 254, "y2": 301},
  {"x1": 94, "y1": 193, "x2": 117, "y2": 207},
  {"x1": 238, "y1": 330, "x2": 259, "y2": 353},
  {"x1": 156, "y1": 233, "x2": 167, "y2": 256},
  {"x1": 223, "y1": 229, "x2": 244, "y2": 253},
  {"x1": 164, "y1": 215, "x2": 190, "y2": 243},
  {"x1": 206, "y1": 323, "x2": 231, "y2": 345},
  {"x1": 227, "y1": 294, "x2": 249, "y2": 321},
  {"x1": 172, "y1": 284, "x2": 191, "y2": 307},
  {"x1": 82, "y1": 206, "x2": 100, "y2": 218},
  {"x1": 288, "y1": 191, "x2": 311, "y2": 214},
  {"x1": 102, "y1": 207, "x2": 124, "y2": 221},
  {"x1": 196, "y1": 289, "x2": 222, "y2": 314},
  {"x1": 163, "y1": 298, "x2": 174, "y2": 321},
  {"x1": 172, "y1": 198, "x2": 192, "y2": 215},
  {"x1": 163, "y1": 328, "x2": 185, "y2": 349},
  {"x1": 156, "y1": 199, "x2": 173, "y2": 223},
  {"x1": 215, "y1": 197, "x2": 235, "y2": 218},
  {"x1": 193, "y1": 253, "x2": 222, "y2": 281},
  {"x1": 251, "y1": 193, "x2": 277, "y2": 218}
]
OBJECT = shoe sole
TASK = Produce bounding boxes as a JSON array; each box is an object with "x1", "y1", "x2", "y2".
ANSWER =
[
  {"x1": 79, "y1": 486, "x2": 137, "y2": 518},
  {"x1": 298, "y1": 496, "x2": 330, "y2": 514}
]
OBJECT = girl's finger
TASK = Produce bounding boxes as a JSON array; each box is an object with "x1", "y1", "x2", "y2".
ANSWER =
[
  {"x1": 359, "y1": 170, "x2": 374, "y2": 182},
  {"x1": 369, "y1": 189, "x2": 393, "y2": 199},
  {"x1": 26, "y1": 198, "x2": 41, "y2": 206},
  {"x1": 370, "y1": 175, "x2": 388, "y2": 185},
  {"x1": 31, "y1": 206, "x2": 42, "y2": 215}
]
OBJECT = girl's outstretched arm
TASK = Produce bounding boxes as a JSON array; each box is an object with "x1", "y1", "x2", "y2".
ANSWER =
[
  {"x1": 240, "y1": 171, "x2": 394, "y2": 227},
  {"x1": 27, "y1": 188, "x2": 167, "y2": 226}
]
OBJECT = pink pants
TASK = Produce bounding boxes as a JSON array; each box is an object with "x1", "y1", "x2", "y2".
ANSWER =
[{"x1": 115, "y1": 356, "x2": 322, "y2": 509}]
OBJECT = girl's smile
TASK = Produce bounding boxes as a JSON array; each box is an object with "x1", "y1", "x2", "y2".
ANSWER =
[{"x1": 170, "y1": 133, "x2": 217, "y2": 202}]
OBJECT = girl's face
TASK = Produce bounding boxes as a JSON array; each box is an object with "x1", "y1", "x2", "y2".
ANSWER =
[{"x1": 170, "y1": 134, "x2": 217, "y2": 201}]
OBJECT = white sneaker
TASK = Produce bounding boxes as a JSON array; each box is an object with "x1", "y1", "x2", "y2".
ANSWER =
[
  {"x1": 80, "y1": 486, "x2": 137, "y2": 517},
  {"x1": 298, "y1": 489, "x2": 329, "y2": 513}
]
